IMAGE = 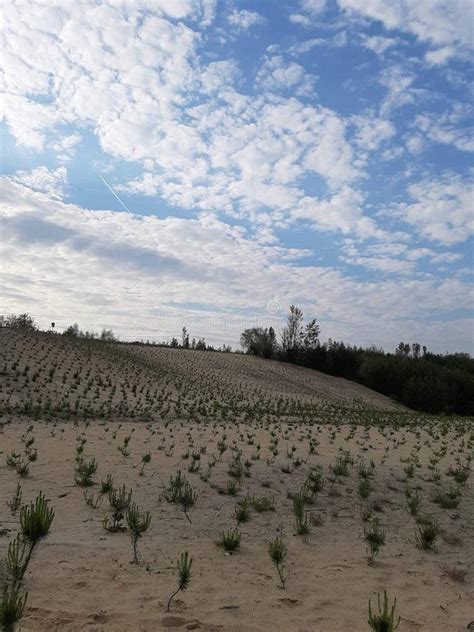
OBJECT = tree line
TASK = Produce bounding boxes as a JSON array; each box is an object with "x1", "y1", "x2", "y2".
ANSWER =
[
  {"x1": 240, "y1": 306, "x2": 474, "y2": 416},
  {"x1": 4, "y1": 312, "x2": 473, "y2": 415}
]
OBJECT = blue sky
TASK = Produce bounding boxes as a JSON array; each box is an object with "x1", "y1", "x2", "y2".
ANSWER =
[{"x1": 1, "y1": 0, "x2": 473, "y2": 352}]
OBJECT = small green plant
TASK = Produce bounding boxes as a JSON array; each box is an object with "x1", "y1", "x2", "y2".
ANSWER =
[
  {"x1": 164, "y1": 470, "x2": 185, "y2": 503},
  {"x1": 103, "y1": 485, "x2": 132, "y2": 532},
  {"x1": 74, "y1": 457, "x2": 98, "y2": 487},
  {"x1": 166, "y1": 551, "x2": 193, "y2": 612},
  {"x1": 252, "y1": 494, "x2": 275, "y2": 512},
  {"x1": 235, "y1": 497, "x2": 251, "y2": 524},
  {"x1": 100, "y1": 474, "x2": 114, "y2": 495},
  {"x1": 432, "y1": 485, "x2": 461, "y2": 509},
  {"x1": 368, "y1": 590, "x2": 400, "y2": 631},
  {"x1": 15, "y1": 460, "x2": 29, "y2": 478},
  {"x1": 406, "y1": 489, "x2": 422, "y2": 516},
  {"x1": 126, "y1": 502, "x2": 151, "y2": 563},
  {"x1": 226, "y1": 477, "x2": 240, "y2": 496},
  {"x1": 18, "y1": 492, "x2": 55, "y2": 580},
  {"x1": 269, "y1": 536, "x2": 287, "y2": 589},
  {"x1": 180, "y1": 481, "x2": 197, "y2": 524},
  {"x1": 6, "y1": 534, "x2": 29, "y2": 581},
  {"x1": 295, "y1": 513, "x2": 311, "y2": 535},
  {"x1": 415, "y1": 518, "x2": 440, "y2": 550},
  {"x1": 447, "y1": 463, "x2": 470, "y2": 485},
  {"x1": 6, "y1": 484, "x2": 22, "y2": 516},
  {"x1": 364, "y1": 519, "x2": 386, "y2": 564},
  {"x1": 358, "y1": 478, "x2": 372, "y2": 500},
  {"x1": 331, "y1": 453, "x2": 351, "y2": 477},
  {"x1": 360, "y1": 503, "x2": 373, "y2": 523},
  {"x1": 0, "y1": 583, "x2": 28, "y2": 632},
  {"x1": 217, "y1": 527, "x2": 241, "y2": 552}
]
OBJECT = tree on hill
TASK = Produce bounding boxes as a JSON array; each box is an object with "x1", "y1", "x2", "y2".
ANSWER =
[
  {"x1": 5, "y1": 313, "x2": 37, "y2": 330},
  {"x1": 240, "y1": 326, "x2": 277, "y2": 358}
]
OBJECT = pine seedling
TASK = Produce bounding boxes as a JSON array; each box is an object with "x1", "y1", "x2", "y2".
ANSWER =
[
  {"x1": 226, "y1": 477, "x2": 240, "y2": 496},
  {"x1": 15, "y1": 460, "x2": 29, "y2": 478},
  {"x1": 0, "y1": 583, "x2": 28, "y2": 632},
  {"x1": 252, "y1": 494, "x2": 275, "y2": 512},
  {"x1": 180, "y1": 481, "x2": 197, "y2": 524},
  {"x1": 20, "y1": 492, "x2": 54, "y2": 545},
  {"x1": 166, "y1": 551, "x2": 193, "y2": 612},
  {"x1": 368, "y1": 590, "x2": 400, "y2": 631},
  {"x1": 164, "y1": 471, "x2": 185, "y2": 503},
  {"x1": 126, "y1": 502, "x2": 151, "y2": 563},
  {"x1": 358, "y1": 478, "x2": 372, "y2": 500},
  {"x1": 6, "y1": 484, "x2": 22, "y2": 516},
  {"x1": 100, "y1": 474, "x2": 114, "y2": 496},
  {"x1": 6, "y1": 534, "x2": 29, "y2": 581},
  {"x1": 364, "y1": 519, "x2": 386, "y2": 564},
  {"x1": 360, "y1": 503, "x2": 373, "y2": 523},
  {"x1": 406, "y1": 489, "x2": 422, "y2": 516},
  {"x1": 103, "y1": 485, "x2": 132, "y2": 532},
  {"x1": 415, "y1": 518, "x2": 440, "y2": 550},
  {"x1": 295, "y1": 513, "x2": 311, "y2": 535},
  {"x1": 269, "y1": 536, "x2": 287, "y2": 589},
  {"x1": 74, "y1": 457, "x2": 98, "y2": 487},
  {"x1": 235, "y1": 497, "x2": 251, "y2": 524},
  {"x1": 217, "y1": 528, "x2": 241, "y2": 552},
  {"x1": 19, "y1": 492, "x2": 54, "y2": 578}
]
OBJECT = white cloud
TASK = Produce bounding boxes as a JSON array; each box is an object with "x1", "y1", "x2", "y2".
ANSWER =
[
  {"x1": 290, "y1": 0, "x2": 327, "y2": 23},
  {"x1": 379, "y1": 67, "x2": 420, "y2": 115},
  {"x1": 397, "y1": 173, "x2": 474, "y2": 245},
  {"x1": 288, "y1": 38, "x2": 326, "y2": 55},
  {"x1": 337, "y1": 0, "x2": 473, "y2": 59},
  {"x1": 414, "y1": 112, "x2": 474, "y2": 153},
  {"x1": 360, "y1": 35, "x2": 398, "y2": 55},
  {"x1": 256, "y1": 55, "x2": 316, "y2": 95},
  {"x1": 425, "y1": 46, "x2": 456, "y2": 65},
  {"x1": 1, "y1": 177, "x2": 472, "y2": 352},
  {"x1": 351, "y1": 115, "x2": 395, "y2": 151},
  {"x1": 1, "y1": 1, "x2": 374, "y2": 239},
  {"x1": 9, "y1": 166, "x2": 68, "y2": 201},
  {"x1": 227, "y1": 9, "x2": 265, "y2": 29}
]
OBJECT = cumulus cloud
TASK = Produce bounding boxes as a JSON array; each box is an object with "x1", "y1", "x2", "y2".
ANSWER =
[
  {"x1": 397, "y1": 173, "x2": 474, "y2": 245},
  {"x1": 9, "y1": 166, "x2": 68, "y2": 201},
  {"x1": 337, "y1": 0, "x2": 473, "y2": 59},
  {"x1": 227, "y1": 9, "x2": 265, "y2": 29},
  {"x1": 360, "y1": 35, "x2": 398, "y2": 55}
]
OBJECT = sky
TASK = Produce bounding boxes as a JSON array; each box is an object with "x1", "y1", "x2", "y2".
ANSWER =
[{"x1": 0, "y1": 0, "x2": 473, "y2": 353}]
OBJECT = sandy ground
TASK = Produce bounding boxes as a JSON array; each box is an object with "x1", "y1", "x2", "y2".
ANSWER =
[
  {"x1": 0, "y1": 329, "x2": 402, "y2": 421},
  {"x1": 1, "y1": 416, "x2": 472, "y2": 632}
]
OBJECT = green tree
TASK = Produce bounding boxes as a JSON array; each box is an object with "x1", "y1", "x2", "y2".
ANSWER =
[{"x1": 281, "y1": 305, "x2": 304, "y2": 360}]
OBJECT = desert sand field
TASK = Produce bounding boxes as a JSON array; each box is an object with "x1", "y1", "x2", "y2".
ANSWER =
[{"x1": 0, "y1": 331, "x2": 473, "y2": 631}]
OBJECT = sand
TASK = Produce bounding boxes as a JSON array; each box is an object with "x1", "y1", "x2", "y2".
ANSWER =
[{"x1": 1, "y1": 415, "x2": 472, "y2": 632}]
